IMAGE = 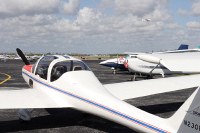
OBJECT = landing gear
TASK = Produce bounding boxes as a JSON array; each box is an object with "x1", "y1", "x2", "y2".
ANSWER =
[
  {"x1": 146, "y1": 75, "x2": 153, "y2": 79},
  {"x1": 130, "y1": 73, "x2": 137, "y2": 81},
  {"x1": 18, "y1": 109, "x2": 33, "y2": 122},
  {"x1": 111, "y1": 67, "x2": 116, "y2": 74},
  {"x1": 113, "y1": 69, "x2": 116, "y2": 74},
  {"x1": 130, "y1": 73, "x2": 154, "y2": 81},
  {"x1": 161, "y1": 73, "x2": 165, "y2": 78}
]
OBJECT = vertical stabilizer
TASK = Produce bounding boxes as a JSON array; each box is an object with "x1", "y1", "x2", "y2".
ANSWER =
[
  {"x1": 178, "y1": 44, "x2": 188, "y2": 50},
  {"x1": 168, "y1": 87, "x2": 200, "y2": 133}
]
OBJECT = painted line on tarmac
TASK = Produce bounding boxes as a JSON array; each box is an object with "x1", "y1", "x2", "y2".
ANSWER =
[{"x1": 0, "y1": 73, "x2": 11, "y2": 84}]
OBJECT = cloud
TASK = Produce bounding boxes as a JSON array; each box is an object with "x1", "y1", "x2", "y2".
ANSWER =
[
  {"x1": 1, "y1": 0, "x2": 199, "y2": 54},
  {"x1": 0, "y1": 14, "x2": 80, "y2": 38},
  {"x1": 63, "y1": 0, "x2": 80, "y2": 15},
  {"x1": 187, "y1": 21, "x2": 200, "y2": 29},
  {"x1": 178, "y1": 1, "x2": 200, "y2": 17},
  {"x1": 178, "y1": 9, "x2": 190, "y2": 16},
  {"x1": 99, "y1": 0, "x2": 114, "y2": 9},
  {"x1": 0, "y1": 0, "x2": 81, "y2": 18},
  {"x1": 0, "y1": 0, "x2": 173, "y2": 54},
  {"x1": 114, "y1": 0, "x2": 156, "y2": 16},
  {"x1": 73, "y1": 0, "x2": 170, "y2": 36},
  {"x1": 0, "y1": 0, "x2": 60, "y2": 17},
  {"x1": 114, "y1": 0, "x2": 168, "y2": 18},
  {"x1": 167, "y1": 23, "x2": 180, "y2": 29},
  {"x1": 75, "y1": 7, "x2": 102, "y2": 25},
  {"x1": 192, "y1": 0, "x2": 200, "y2": 16}
]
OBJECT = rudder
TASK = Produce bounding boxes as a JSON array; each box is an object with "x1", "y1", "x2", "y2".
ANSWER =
[
  {"x1": 168, "y1": 87, "x2": 200, "y2": 133},
  {"x1": 178, "y1": 44, "x2": 188, "y2": 50}
]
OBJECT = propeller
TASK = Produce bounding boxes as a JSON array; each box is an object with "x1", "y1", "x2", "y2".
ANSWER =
[{"x1": 16, "y1": 48, "x2": 30, "y2": 65}]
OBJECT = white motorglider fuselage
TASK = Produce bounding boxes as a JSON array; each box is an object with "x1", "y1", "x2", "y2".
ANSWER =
[
  {"x1": 21, "y1": 56, "x2": 171, "y2": 133},
  {"x1": 2, "y1": 53, "x2": 200, "y2": 133}
]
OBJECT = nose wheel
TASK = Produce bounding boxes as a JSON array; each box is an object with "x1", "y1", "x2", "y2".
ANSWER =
[{"x1": 111, "y1": 67, "x2": 116, "y2": 74}]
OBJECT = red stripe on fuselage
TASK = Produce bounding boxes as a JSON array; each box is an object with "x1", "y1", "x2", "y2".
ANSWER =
[{"x1": 23, "y1": 65, "x2": 33, "y2": 73}]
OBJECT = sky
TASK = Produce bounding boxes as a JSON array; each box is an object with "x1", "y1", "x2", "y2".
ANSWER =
[{"x1": 0, "y1": 0, "x2": 200, "y2": 54}]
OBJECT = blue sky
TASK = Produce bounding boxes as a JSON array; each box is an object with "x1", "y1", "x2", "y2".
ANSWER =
[
  {"x1": 169, "y1": 0, "x2": 192, "y2": 25},
  {"x1": 0, "y1": 0, "x2": 200, "y2": 54},
  {"x1": 80, "y1": 0, "x2": 100, "y2": 8}
]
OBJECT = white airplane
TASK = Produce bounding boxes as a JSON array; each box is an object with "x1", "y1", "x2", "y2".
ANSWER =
[
  {"x1": 99, "y1": 56, "x2": 128, "y2": 73},
  {"x1": 100, "y1": 44, "x2": 190, "y2": 74},
  {"x1": 31, "y1": 55, "x2": 41, "y2": 60},
  {"x1": 0, "y1": 54, "x2": 9, "y2": 62},
  {"x1": 142, "y1": 18, "x2": 151, "y2": 22},
  {"x1": 126, "y1": 51, "x2": 200, "y2": 78},
  {"x1": 1, "y1": 48, "x2": 200, "y2": 133},
  {"x1": 0, "y1": 54, "x2": 5, "y2": 60}
]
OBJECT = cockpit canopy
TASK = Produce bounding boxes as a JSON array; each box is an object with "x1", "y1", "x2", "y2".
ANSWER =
[
  {"x1": 33, "y1": 55, "x2": 90, "y2": 82},
  {"x1": 50, "y1": 60, "x2": 90, "y2": 81}
]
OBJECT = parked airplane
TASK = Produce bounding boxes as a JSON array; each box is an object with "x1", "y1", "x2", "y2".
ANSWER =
[
  {"x1": 142, "y1": 18, "x2": 151, "y2": 22},
  {"x1": 100, "y1": 44, "x2": 189, "y2": 74},
  {"x1": 15, "y1": 53, "x2": 41, "y2": 62},
  {"x1": 155, "y1": 44, "x2": 200, "y2": 54},
  {"x1": 1, "y1": 48, "x2": 200, "y2": 132},
  {"x1": 0, "y1": 54, "x2": 5, "y2": 60},
  {"x1": 126, "y1": 51, "x2": 200, "y2": 79},
  {"x1": 0, "y1": 54, "x2": 9, "y2": 62},
  {"x1": 28, "y1": 55, "x2": 41, "y2": 61},
  {"x1": 31, "y1": 55, "x2": 41, "y2": 60},
  {"x1": 99, "y1": 56, "x2": 128, "y2": 73}
]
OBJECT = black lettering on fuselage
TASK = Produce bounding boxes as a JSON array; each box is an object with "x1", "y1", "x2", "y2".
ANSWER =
[{"x1": 183, "y1": 120, "x2": 200, "y2": 132}]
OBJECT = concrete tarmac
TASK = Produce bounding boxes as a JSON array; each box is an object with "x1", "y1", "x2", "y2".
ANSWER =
[{"x1": 0, "y1": 60, "x2": 195, "y2": 133}]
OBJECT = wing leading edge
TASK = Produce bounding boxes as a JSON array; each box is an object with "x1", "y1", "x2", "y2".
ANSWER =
[{"x1": 104, "y1": 74, "x2": 200, "y2": 100}]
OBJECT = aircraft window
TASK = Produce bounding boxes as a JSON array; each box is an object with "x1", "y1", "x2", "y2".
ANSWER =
[
  {"x1": 131, "y1": 56, "x2": 136, "y2": 58},
  {"x1": 125, "y1": 55, "x2": 130, "y2": 59},
  {"x1": 64, "y1": 55, "x2": 70, "y2": 59},
  {"x1": 73, "y1": 66, "x2": 82, "y2": 71},
  {"x1": 35, "y1": 56, "x2": 57, "y2": 80},
  {"x1": 72, "y1": 61, "x2": 90, "y2": 71},
  {"x1": 51, "y1": 60, "x2": 90, "y2": 82}
]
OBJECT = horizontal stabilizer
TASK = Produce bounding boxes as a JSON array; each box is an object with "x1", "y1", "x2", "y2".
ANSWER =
[{"x1": 104, "y1": 74, "x2": 200, "y2": 100}]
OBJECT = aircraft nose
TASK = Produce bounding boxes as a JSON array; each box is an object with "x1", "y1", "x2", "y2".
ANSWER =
[{"x1": 99, "y1": 60, "x2": 107, "y2": 65}]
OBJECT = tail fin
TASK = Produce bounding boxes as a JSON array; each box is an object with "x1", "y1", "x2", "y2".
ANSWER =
[
  {"x1": 178, "y1": 44, "x2": 189, "y2": 50},
  {"x1": 168, "y1": 87, "x2": 200, "y2": 133}
]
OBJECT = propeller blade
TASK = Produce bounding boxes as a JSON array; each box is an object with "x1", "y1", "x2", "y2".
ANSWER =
[{"x1": 16, "y1": 48, "x2": 30, "y2": 65}]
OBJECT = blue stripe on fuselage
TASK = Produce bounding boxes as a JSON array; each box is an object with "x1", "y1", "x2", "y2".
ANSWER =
[{"x1": 22, "y1": 71, "x2": 168, "y2": 133}]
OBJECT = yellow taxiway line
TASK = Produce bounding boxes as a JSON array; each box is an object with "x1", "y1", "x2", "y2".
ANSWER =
[{"x1": 0, "y1": 73, "x2": 11, "y2": 85}]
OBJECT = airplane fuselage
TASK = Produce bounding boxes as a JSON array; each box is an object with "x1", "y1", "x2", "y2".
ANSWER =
[
  {"x1": 127, "y1": 52, "x2": 200, "y2": 77},
  {"x1": 99, "y1": 58, "x2": 128, "y2": 71},
  {"x1": 21, "y1": 62, "x2": 172, "y2": 133},
  {"x1": 5, "y1": 49, "x2": 200, "y2": 133}
]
